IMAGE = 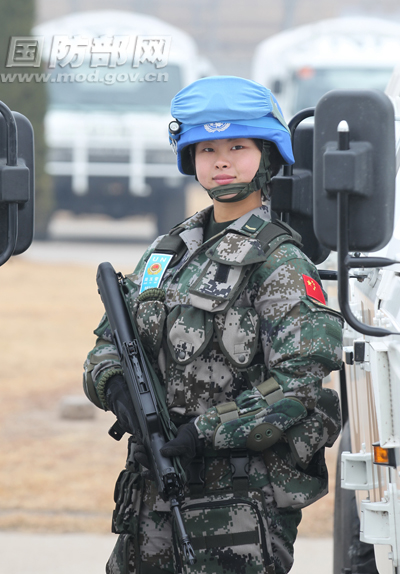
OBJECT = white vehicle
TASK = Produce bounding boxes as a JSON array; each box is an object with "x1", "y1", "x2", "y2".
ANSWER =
[
  {"x1": 330, "y1": 73, "x2": 400, "y2": 574},
  {"x1": 275, "y1": 67, "x2": 400, "y2": 573},
  {"x1": 33, "y1": 11, "x2": 215, "y2": 235},
  {"x1": 252, "y1": 17, "x2": 400, "y2": 119}
]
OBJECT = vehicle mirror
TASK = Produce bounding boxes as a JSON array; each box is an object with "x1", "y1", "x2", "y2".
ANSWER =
[
  {"x1": 0, "y1": 102, "x2": 34, "y2": 266},
  {"x1": 314, "y1": 89, "x2": 396, "y2": 252},
  {"x1": 313, "y1": 90, "x2": 397, "y2": 337}
]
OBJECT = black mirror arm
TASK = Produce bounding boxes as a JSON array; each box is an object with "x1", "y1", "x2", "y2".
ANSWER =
[
  {"x1": 0, "y1": 101, "x2": 17, "y2": 166},
  {"x1": 284, "y1": 108, "x2": 315, "y2": 177},
  {"x1": 344, "y1": 255, "x2": 397, "y2": 269},
  {"x1": 0, "y1": 101, "x2": 19, "y2": 266},
  {"x1": 337, "y1": 191, "x2": 398, "y2": 337},
  {"x1": 0, "y1": 203, "x2": 18, "y2": 266}
]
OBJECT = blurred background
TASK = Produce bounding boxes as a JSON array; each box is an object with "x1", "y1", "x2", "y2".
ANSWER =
[{"x1": 1, "y1": 0, "x2": 400, "y2": 572}]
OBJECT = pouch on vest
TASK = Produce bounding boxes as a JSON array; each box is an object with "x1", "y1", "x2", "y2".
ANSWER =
[
  {"x1": 111, "y1": 467, "x2": 142, "y2": 536},
  {"x1": 214, "y1": 306, "x2": 260, "y2": 368},
  {"x1": 135, "y1": 299, "x2": 167, "y2": 359},
  {"x1": 167, "y1": 305, "x2": 214, "y2": 365},
  {"x1": 189, "y1": 233, "x2": 267, "y2": 313},
  {"x1": 172, "y1": 491, "x2": 275, "y2": 574}
]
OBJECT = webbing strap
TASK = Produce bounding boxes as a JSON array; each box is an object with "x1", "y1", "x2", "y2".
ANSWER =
[
  {"x1": 216, "y1": 401, "x2": 239, "y2": 422},
  {"x1": 190, "y1": 528, "x2": 260, "y2": 550},
  {"x1": 231, "y1": 450, "x2": 250, "y2": 494},
  {"x1": 256, "y1": 219, "x2": 303, "y2": 259},
  {"x1": 186, "y1": 456, "x2": 205, "y2": 496},
  {"x1": 154, "y1": 227, "x2": 187, "y2": 267},
  {"x1": 257, "y1": 377, "x2": 284, "y2": 405},
  {"x1": 265, "y1": 389, "x2": 285, "y2": 405}
]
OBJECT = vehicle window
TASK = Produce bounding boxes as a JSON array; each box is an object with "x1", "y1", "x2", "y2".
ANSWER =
[
  {"x1": 292, "y1": 67, "x2": 393, "y2": 113},
  {"x1": 47, "y1": 61, "x2": 182, "y2": 113}
]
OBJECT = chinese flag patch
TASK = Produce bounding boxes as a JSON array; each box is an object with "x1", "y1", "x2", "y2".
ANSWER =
[{"x1": 302, "y1": 274, "x2": 326, "y2": 305}]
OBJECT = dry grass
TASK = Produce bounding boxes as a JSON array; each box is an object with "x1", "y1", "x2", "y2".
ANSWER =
[{"x1": 0, "y1": 256, "x2": 337, "y2": 537}]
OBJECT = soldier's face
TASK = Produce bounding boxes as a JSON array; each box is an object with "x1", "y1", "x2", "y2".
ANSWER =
[{"x1": 194, "y1": 138, "x2": 261, "y2": 193}]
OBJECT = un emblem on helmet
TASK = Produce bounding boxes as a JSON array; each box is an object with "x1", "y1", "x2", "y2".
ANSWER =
[{"x1": 204, "y1": 122, "x2": 230, "y2": 133}]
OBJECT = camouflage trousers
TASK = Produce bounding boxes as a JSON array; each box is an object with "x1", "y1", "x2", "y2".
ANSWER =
[{"x1": 106, "y1": 467, "x2": 301, "y2": 574}]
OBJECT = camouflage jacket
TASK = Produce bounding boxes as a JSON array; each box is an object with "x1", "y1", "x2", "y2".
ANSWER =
[{"x1": 84, "y1": 203, "x2": 343, "y2": 509}]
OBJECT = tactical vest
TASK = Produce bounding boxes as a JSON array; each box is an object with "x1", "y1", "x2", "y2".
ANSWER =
[
  {"x1": 134, "y1": 214, "x2": 305, "y2": 402},
  {"x1": 135, "y1": 215, "x2": 306, "y2": 489}
]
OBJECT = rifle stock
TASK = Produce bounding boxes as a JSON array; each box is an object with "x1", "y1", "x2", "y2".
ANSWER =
[{"x1": 96, "y1": 261, "x2": 195, "y2": 565}]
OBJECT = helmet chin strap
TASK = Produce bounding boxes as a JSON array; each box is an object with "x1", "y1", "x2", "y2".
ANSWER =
[{"x1": 198, "y1": 141, "x2": 272, "y2": 203}]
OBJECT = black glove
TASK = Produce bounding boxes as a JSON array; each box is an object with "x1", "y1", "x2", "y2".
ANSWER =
[
  {"x1": 133, "y1": 443, "x2": 150, "y2": 469},
  {"x1": 132, "y1": 442, "x2": 156, "y2": 480},
  {"x1": 159, "y1": 422, "x2": 204, "y2": 469},
  {"x1": 105, "y1": 374, "x2": 137, "y2": 435}
]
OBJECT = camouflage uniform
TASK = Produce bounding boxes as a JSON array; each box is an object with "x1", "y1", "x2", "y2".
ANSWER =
[{"x1": 84, "y1": 203, "x2": 343, "y2": 574}]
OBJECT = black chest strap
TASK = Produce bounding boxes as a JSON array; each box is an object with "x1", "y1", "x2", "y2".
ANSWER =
[
  {"x1": 256, "y1": 219, "x2": 303, "y2": 259},
  {"x1": 154, "y1": 226, "x2": 187, "y2": 268}
]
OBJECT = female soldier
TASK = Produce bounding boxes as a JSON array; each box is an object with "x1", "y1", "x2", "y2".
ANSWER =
[{"x1": 84, "y1": 76, "x2": 343, "y2": 574}]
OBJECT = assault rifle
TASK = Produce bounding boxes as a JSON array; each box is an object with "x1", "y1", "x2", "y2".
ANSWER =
[{"x1": 96, "y1": 262, "x2": 195, "y2": 565}]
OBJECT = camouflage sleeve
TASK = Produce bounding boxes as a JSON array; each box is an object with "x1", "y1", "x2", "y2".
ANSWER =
[
  {"x1": 83, "y1": 241, "x2": 160, "y2": 410},
  {"x1": 83, "y1": 314, "x2": 124, "y2": 410},
  {"x1": 196, "y1": 244, "x2": 343, "y2": 452},
  {"x1": 196, "y1": 385, "x2": 308, "y2": 450},
  {"x1": 252, "y1": 245, "x2": 343, "y2": 409}
]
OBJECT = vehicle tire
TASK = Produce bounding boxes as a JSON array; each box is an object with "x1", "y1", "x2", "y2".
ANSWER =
[{"x1": 333, "y1": 421, "x2": 378, "y2": 574}]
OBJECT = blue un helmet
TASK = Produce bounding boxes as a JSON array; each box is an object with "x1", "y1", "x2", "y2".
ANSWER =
[{"x1": 169, "y1": 76, "x2": 294, "y2": 203}]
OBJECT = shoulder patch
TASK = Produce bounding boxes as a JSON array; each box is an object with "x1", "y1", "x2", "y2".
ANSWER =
[
  {"x1": 240, "y1": 214, "x2": 265, "y2": 235},
  {"x1": 302, "y1": 274, "x2": 326, "y2": 305}
]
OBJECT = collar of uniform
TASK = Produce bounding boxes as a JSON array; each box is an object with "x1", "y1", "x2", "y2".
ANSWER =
[
  {"x1": 175, "y1": 205, "x2": 213, "y2": 259},
  {"x1": 172, "y1": 203, "x2": 271, "y2": 263},
  {"x1": 174, "y1": 202, "x2": 271, "y2": 234},
  {"x1": 204, "y1": 204, "x2": 272, "y2": 267},
  {"x1": 177, "y1": 205, "x2": 213, "y2": 233}
]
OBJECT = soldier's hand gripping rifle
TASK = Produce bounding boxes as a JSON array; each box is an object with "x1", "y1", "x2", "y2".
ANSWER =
[{"x1": 96, "y1": 262, "x2": 195, "y2": 565}]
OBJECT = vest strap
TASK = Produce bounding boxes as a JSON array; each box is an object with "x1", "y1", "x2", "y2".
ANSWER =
[
  {"x1": 216, "y1": 401, "x2": 239, "y2": 422},
  {"x1": 230, "y1": 450, "x2": 250, "y2": 494},
  {"x1": 154, "y1": 227, "x2": 187, "y2": 267},
  {"x1": 257, "y1": 377, "x2": 284, "y2": 405}
]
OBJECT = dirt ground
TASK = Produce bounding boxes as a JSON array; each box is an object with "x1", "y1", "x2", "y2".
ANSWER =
[{"x1": 0, "y1": 256, "x2": 339, "y2": 537}]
